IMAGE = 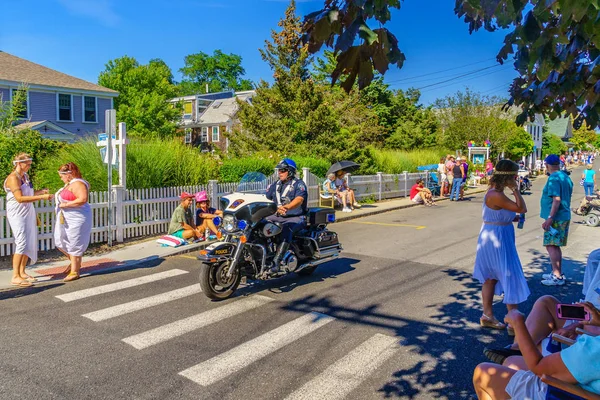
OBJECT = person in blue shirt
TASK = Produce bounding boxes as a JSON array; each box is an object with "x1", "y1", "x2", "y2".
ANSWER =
[
  {"x1": 540, "y1": 154, "x2": 573, "y2": 286},
  {"x1": 582, "y1": 164, "x2": 596, "y2": 197},
  {"x1": 265, "y1": 158, "x2": 308, "y2": 273}
]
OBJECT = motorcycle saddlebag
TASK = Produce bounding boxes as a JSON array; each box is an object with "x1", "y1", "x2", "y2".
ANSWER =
[{"x1": 307, "y1": 208, "x2": 335, "y2": 226}]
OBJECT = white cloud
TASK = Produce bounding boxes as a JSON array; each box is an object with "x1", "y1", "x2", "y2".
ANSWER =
[{"x1": 57, "y1": 0, "x2": 120, "y2": 27}]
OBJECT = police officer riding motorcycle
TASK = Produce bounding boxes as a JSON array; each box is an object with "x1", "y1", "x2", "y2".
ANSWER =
[
  {"x1": 197, "y1": 158, "x2": 343, "y2": 300},
  {"x1": 265, "y1": 158, "x2": 307, "y2": 274}
]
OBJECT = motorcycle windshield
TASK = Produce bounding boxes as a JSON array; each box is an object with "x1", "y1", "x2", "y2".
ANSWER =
[{"x1": 236, "y1": 172, "x2": 270, "y2": 193}]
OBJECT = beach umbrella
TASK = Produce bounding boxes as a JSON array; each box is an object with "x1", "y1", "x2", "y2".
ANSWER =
[{"x1": 327, "y1": 160, "x2": 360, "y2": 176}]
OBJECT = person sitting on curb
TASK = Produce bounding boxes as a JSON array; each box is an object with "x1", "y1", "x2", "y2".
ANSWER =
[
  {"x1": 473, "y1": 304, "x2": 600, "y2": 400},
  {"x1": 168, "y1": 192, "x2": 202, "y2": 241},
  {"x1": 409, "y1": 178, "x2": 435, "y2": 206},
  {"x1": 194, "y1": 191, "x2": 222, "y2": 239}
]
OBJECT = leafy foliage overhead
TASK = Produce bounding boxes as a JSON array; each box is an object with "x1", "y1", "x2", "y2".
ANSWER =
[
  {"x1": 455, "y1": 0, "x2": 600, "y2": 128},
  {"x1": 179, "y1": 50, "x2": 254, "y2": 95},
  {"x1": 302, "y1": 0, "x2": 405, "y2": 91},
  {"x1": 98, "y1": 56, "x2": 181, "y2": 138}
]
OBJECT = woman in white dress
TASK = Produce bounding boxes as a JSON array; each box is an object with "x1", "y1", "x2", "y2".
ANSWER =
[
  {"x1": 3, "y1": 153, "x2": 53, "y2": 287},
  {"x1": 54, "y1": 162, "x2": 92, "y2": 282}
]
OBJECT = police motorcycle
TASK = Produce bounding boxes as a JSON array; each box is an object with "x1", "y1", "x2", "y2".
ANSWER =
[
  {"x1": 517, "y1": 165, "x2": 532, "y2": 194},
  {"x1": 197, "y1": 171, "x2": 342, "y2": 300}
]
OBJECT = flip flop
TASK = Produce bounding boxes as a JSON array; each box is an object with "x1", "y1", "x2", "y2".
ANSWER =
[
  {"x1": 11, "y1": 280, "x2": 33, "y2": 287},
  {"x1": 63, "y1": 273, "x2": 80, "y2": 282},
  {"x1": 24, "y1": 275, "x2": 37, "y2": 282}
]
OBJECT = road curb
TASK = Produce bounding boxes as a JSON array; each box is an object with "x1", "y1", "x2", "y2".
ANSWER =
[{"x1": 335, "y1": 187, "x2": 488, "y2": 223}]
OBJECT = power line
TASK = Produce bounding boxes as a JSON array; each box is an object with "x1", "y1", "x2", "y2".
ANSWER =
[
  {"x1": 416, "y1": 64, "x2": 507, "y2": 91},
  {"x1": 418, "y1": 65, "x2": 513, "y2": 93},
  {"x1": 385, "y1": 57, "x2": 497, "y2": 84}
]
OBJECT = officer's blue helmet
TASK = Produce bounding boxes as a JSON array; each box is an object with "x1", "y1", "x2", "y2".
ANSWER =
[{"x1": 276, "y1": 158, "x2": 297, "y2": 177}]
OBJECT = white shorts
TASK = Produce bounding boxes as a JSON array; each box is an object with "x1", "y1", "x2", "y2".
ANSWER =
[
  {"x1": 412, "y1": 193, "x2": 423, "y2": 203},
  {"x1": 505, "y1": 370, "x2": 548, "y2": 399}
]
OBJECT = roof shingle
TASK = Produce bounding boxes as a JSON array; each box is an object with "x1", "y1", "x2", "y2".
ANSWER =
[{"x1": 0, "y1": 51, "x2": 117, "y2": 95}]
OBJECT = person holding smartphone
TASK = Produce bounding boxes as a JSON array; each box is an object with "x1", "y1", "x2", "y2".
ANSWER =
[
  {"x1": 473, "y1": 304, "x2": 600, "y2": 399},
  {"x1": 473, "y1": 160, "x2": 529, "y2": 335}
]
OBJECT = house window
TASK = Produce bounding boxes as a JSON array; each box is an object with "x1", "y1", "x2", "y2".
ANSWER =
[
  {"x1": 201, "y1": 127, "x2": 208, "y2": 142},
  {"x1": 83, "y1": 96, "x2": 97, "y2": 123},
  {"x1": 11, "y1": 89, "x2": 28, "y2": 119},
  {"x1": 184, "y1": 128, "x2": 192, "y2": 144},
  {"x1": 58, "y1": 94, "x2": 72, "y2": 121},
  {"x1": 183, "y1": 102, "x2": 193, "y2": 120},
  {"x1": 212, "y1": 126, "x2": 219, "y2": 142}
]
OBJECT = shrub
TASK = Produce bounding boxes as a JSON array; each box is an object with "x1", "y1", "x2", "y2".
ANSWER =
[
  {"x1": 368, "y1": 148, "x2": 450, "y2": 174},
  {"x1": 294, "y1": 156, "x2": 330, "y2": 178},
  {"x1": 219, "y1": 154, "x2": 278, "y2": 182},
  {"x1": 35, "y1": 138, "x2": 220, "y2": 191},
  {"x1": 0, "y1": 131, "x2": 64, "y2": 189}
]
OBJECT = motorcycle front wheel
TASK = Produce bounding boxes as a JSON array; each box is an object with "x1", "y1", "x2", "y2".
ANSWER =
[{"x1": 199, "y1": 261, "x2": 241, "y2": 300}]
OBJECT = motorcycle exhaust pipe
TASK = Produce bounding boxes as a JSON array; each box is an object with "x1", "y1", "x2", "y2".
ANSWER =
[{"x1": 295, "y1": 252, "x2": 340, "y2": 272}]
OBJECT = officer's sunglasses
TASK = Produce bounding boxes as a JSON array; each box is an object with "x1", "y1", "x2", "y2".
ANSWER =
[{"x1": 278, "y1": 168, "x2": 289, "y2": 174}]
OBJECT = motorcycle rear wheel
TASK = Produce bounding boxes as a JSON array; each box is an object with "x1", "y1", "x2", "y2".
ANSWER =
[{"x1": 199, "y1": 261, "x2": 241, "y2": 300}]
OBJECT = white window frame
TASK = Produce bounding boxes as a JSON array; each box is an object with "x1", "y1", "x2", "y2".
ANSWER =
[
  {"x1": 201, "y1": 127, "x2": 208, "y2": 142},
  {"x1": 82, "y1": 95, "x2": 98, "y2": 123},
  {"x1": 184, "y1": 128, "x2": 192, "y2": 144},
  {"x1": 212, "y1": 126, "x2": 219, "y2": 142},
  {"x1": 57, "y1": 93, "x2": 73, "y2": 122},
  {"x1": 9, "y1": 88, "x2": 29, "y2": 120}
]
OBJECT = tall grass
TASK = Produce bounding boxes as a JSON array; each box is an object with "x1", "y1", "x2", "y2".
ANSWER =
[
  {"x1": 369, "y1": 148, "x2": 450, "y2": 174},
  {"x1": 35, "y1": 138, "x2": 219, "y2": 191}
]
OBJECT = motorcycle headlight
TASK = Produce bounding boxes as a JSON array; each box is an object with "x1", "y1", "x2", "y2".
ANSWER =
[{"x1": 222, "y1": 214, "x2": 237, "y2": 233}]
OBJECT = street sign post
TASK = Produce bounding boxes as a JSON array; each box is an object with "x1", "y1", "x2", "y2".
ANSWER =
[{"x1": 105, "y1": 110, "x2": 116, "y2": 246}]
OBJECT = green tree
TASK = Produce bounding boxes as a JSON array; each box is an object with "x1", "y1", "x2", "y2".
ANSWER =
[
  {"x1": 504, "y1": 123, "x2": 534, "y2": 159},
  {"x1": 178, "y1": 50, "x2": 253, "y2": 95},
  {"x1": 434, "y1": 89, "x2": 512, "y2": 153},
  {"x1": 304, "y1": 1, "x2": 600, "y2": 129},
  {"x1": 542, "y1": 132, "x2": 568, "y2": 157},
  {"x1": 229, "y1": 1, "x2": 379, "y2": 162},
  {"x1": 571, "y1": 122, "x2": 598, "y2": 151},
  {"x1": 0, "y1": 85, "x2": 28, "y2": 132},
  {"x1": 260, "y1": 0, "x2": 312, "y2": 83},
  {"x1": 98, "y1": 56, "x2": 180, "y2": 138}
]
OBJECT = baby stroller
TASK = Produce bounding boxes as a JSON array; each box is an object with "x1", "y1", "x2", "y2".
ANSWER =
[{"x1": 576, "y1": 200, "x2": 600, "y2": 227}]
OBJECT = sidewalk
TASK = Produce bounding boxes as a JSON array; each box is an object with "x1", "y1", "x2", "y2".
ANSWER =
[{"x1": 0, "y1": 186, "x2": 488, "y2": 290}]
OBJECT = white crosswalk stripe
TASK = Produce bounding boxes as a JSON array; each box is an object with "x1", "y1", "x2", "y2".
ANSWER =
[
  {"x1": 284, "y1": 333, "x2": 399, "y2": 400},
  {"x1": 122, "y1": 295, "x2": 274, "y2": 349},
  {"x1": 178, "y1": 312, "x2": 335, "y2": 386},
  {"x1": 82, "y1": 284, "x2": 202, "y2": 322},
  {"x1": 55, "y1": 269, "x2": 189, "y2": 302}
]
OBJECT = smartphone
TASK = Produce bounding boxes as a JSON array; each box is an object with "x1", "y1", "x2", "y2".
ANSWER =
[{"x1": 556, "y1": 304, "x2": 591, "y2": 321}]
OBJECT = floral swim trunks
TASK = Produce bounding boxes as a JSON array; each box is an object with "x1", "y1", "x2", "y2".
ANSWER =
[{"x1": 543, "y1": 220, "x2": 570, "y2": 247}]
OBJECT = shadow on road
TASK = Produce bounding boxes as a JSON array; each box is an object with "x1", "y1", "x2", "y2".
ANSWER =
[{"x1": 278, "y1": 259, "x2": 587, "y2": 399}]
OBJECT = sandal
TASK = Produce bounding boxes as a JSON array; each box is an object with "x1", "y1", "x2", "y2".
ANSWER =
[
  {"x1": 480, "y1": 314, "x2": 506, "y2": 330},
  {"x1": 63, "y1": 273, "x2": 80, "y2": 282},
  {"x1": 11, "y1": 279, "x2": 33, "y2": 287},
  {"x1": 21, "y1": 274, "x2": 37, "y2": 283}
]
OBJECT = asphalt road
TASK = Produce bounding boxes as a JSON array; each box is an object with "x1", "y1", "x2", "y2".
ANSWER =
[{"x1": 1, "y1": 168, "x2": 596, "y2": 400}]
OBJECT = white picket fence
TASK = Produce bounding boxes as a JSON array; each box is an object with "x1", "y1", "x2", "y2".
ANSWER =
[{"x1": 0, "y1": 169, "x2": 435, "y2": 257}]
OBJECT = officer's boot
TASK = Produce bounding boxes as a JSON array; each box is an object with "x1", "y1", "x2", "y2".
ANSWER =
[{"x1": 269, "y1": 242, "x2": 290, "y2": 274}]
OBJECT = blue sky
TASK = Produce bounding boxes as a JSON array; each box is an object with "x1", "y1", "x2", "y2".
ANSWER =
[{"x1": 0, "y1": 0, "x2": 518, "y2": 105}]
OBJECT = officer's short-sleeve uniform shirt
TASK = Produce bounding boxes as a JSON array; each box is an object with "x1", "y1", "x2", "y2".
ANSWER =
[{"x1": 266, "y1": 178, "x2": 308, "y2": 216}]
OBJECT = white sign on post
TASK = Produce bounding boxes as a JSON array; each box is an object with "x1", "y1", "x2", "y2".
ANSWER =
[{"x1": 97, "y1": 133, "x2": 118, "y2": 166}]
